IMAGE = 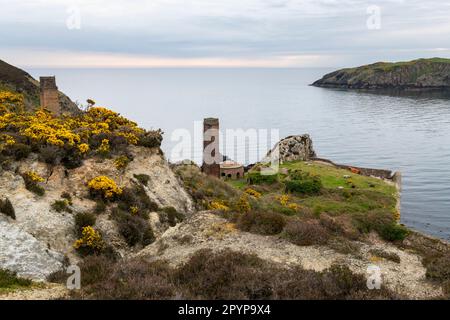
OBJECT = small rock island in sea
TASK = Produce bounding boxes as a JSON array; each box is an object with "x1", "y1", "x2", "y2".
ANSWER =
[{"x1": 312, "y1": 58, "x2": 450, "y2": 91}]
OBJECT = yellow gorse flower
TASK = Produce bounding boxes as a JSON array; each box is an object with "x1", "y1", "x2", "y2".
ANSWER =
[
  {"x1": 73, "y1": 226, "x2": 103, "y2": 250},
  {"x1": 244, "y1": 188, "x2": 261, "y2": 198},
  {"x1": 87, "y1": 175, "x2": 122, "y2": 199},
  {"x1": 78, "y1": 143, "x2": 90, "y2": 154},
  {"x1": 208, "y1": 200, "x2": 230, "y2": 212},
  {"x1": 0, "y1": 101, "x2": 149, "y2": 160},
  {"x1": 130, "y1": 206, "x2": 139, "y2": 214},
  {"x1": 276, "y1": 194, "x2": 290, "y2": 206},
  {"x1": 24, "y1": 171, "x2": 45, "y2": 183}
]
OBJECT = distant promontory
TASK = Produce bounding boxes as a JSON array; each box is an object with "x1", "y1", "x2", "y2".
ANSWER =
[{"x1": 312, "y1": 58, "x2": 450, "y2": 91}]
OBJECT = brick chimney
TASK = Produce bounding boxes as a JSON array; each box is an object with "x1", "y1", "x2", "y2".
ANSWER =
[
  {"x1": 202, "y1": 118, "x2": 221, "y2": 177},
  {"x1": 40, "y1": 76, "x2": 60, "y2": 115}
]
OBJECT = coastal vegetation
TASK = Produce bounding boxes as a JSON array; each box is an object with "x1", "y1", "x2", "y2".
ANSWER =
[
  {"x1": 60, "y1": 249, "x2": 400, "y2": 300},
  {"x1": 312, "y1": 58, "x2": 450, "y2": 90},
  {"x1": 0, "y1": 92, "x2": 163, "y2": 172},
  {"x1": 174, "y1": 160, "x2": 404, "y2": 245}
]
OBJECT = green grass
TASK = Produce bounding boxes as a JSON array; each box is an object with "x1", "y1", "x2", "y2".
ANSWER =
[
  {"x1": 0, "y1": 269, "x2": 33, "y2": 294},
  {"x1": 280, "y1": 161, "x2": 396, "y2": 196},
  {"x1": 228, "y1": 178, "x2": 247, "y2": 189}
]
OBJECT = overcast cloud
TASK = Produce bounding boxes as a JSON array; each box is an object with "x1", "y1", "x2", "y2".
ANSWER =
[{"x1": 1, "y1": 0, "x2": 450, "y2": 67}]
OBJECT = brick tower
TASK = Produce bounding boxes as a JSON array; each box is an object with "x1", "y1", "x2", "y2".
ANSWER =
[
  {"x1": 202, "y1": 118, "x2": 221, "y2": 177},
  {"x1": 40, "y1": 76, "x2": 60, "y2": 115}
]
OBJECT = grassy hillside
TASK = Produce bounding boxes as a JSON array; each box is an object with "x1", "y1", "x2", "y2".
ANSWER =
[{"x1": 313, "y1": 57, "x2": 450, "y2": 89}]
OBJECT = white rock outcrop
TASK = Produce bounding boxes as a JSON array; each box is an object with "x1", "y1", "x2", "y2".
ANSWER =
[
  {"x1": 264, "y1": 134, "x2": 316, "y2": 164},
  {"x1": 0, "y1": 146, "x2": 193, "y2": 280}
]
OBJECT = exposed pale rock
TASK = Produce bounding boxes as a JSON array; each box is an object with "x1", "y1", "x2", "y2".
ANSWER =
[
  {"x1": 264, "y1": 134, "x2": 316, "y2": 163},
  {"x1": 0, "y1": 146, "x2": 193, "y2": 280},
  {"x1": 0, "y1": 216, "x2": 64, "y2": 280}
]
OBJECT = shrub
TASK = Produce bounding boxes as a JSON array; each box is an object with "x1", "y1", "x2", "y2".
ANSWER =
[
  {"x1": 94, "y1": 200, "x2": 107, "y2": 214},
  {"x1": 378, "y1": 223, "x2": 409, "y2": 241},
  {"x1": 160, "y1": 206, "x2": 184, "y2": 227},
  {"x1": 176, "y1": 249, "x2": 273, "y2": 299},
  {"x1": 352, "y1": 210, "x2": 408, "y2": 241},
  {"x1": 7, "y1": 143, "x2": 31, "y2": 160},
  {"x1": 114, "y1": 155, "x2": 132, "y2": 170},
  {"x1": 78, "y1": 143, "x2": 90, "y2": 154},
  {"x1": 74, "y1": 257, "x2": 175, "y2": 299},
  {"x1": 118, "y1": 184, "x2": 158, "y2": 216},
  {"x1": 234, "y1": 194, "x2": 251, "y2": 213},
  {"x1": 237, "y1": 210, "x2": 286, "y2": 235},
  {"x1": 73, "y1": 226, "x2": 104, "y2": 255},
  {"x1": 97, "y1": 139, "x2": 110, "y2": 157},
  {"x1": 0, "y1": 269, "x2": 32, "y2": 289},
  {"x1": 74, "y1": 212, "x2": 97, "y2": 237},
  {"x1": 425, "y1": 254, "x2": 450, "y2": 281},
  {"x1": 133, "y1": 174, "x2": 150, "y2": 186},
  {"x1": 284, "y1": 170, "x2": 322, "y2": 195},
  {"x1": 78, "y1": 255, "x2": 115, "y2": 287},
  {"x1": 0, "y1": 198, "x2": 15, "y2": 219},
  {"x1": 51, "y1": 199, "x2": 72, "y2": 213},
  {"x1": 208, "y1": 200, "x2": 230, "y2": 212},
  {"x1": 72, "y1": 248, "x2": 400, "y2": 300},
  {"x1": 112, "y1": 208, "x2": 155, "y2": 247},
  {"x1": 283, "y1": 219, "x2": 330, "y2": 246},
  {"x1": 38, "y1": 145, "x2": 63, "y2": 165},
  {"x1": 22, "y1": 171, "x2": 45, "y2": 196},
  {"x1": 138, "y1": 129, "x2": 163, "y2": 148},
  {"x1": 244, "y1": 188, "x2": 261, "y2": 198},
  {"x1": 247, "y1": 171, "x2": 278, "y2": 185},
  {"x1": 88, "y1": 176, "x2": 122, "y2": 200},
  {"x1": 61, "y1": 149, "x2": 83, "y2": 169}
]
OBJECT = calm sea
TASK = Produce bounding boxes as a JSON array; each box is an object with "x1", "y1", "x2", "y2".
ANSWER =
[{"x1": 29, "y1": 68, "x2": 450, "y2": 241}]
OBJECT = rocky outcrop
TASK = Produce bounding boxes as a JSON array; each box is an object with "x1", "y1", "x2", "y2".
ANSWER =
[
  {"x1": 312, "y1": 58, "x2": 450, "y2": 90},
  {"x1": 0, "y1": 146, "x2": 193, "y2": 280},
  {"x1": 264, "y1": 134, "x2": 316, "y2": 163}
]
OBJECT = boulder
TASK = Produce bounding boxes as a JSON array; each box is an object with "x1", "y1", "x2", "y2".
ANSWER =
[{"x1": 265, "y1": 134, "x2": 316, "y2": 163}]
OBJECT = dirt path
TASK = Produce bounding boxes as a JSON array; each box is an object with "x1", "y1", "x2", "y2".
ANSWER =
[{"x1": 0, "y1": 283, "x2": 68, "y2": 300}]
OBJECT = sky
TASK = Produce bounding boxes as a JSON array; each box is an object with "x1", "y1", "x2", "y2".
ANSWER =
[{"x1": 1, "y1": 0, "x2": 450, "y2": 68}]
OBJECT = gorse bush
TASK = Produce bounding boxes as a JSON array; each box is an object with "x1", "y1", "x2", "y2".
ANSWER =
[
  {"x1": 73, "y1": 226, "x2": 104, "y2": 255},
  {"x1": 22, "y1": 171, "x2": 45, "y2": 196},
  {"x1": 0, "y1": 103, "x2": 163, "y2": 168},
  {"x1": 88, "y1": 176, "x2": 122, "y2": 200},
  {"x1": 74, "y1": 212, "x2": 97, "y2": 237},
  {"x1": 0, "y1": 91, "x2": 24, "y2": 115}
]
